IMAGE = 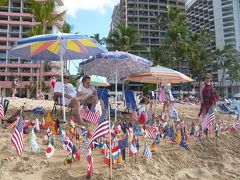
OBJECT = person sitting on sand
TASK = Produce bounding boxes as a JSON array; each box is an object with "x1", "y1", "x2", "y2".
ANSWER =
[
  {"x1": 54, "y1": 72, "x2": 85, "y2": 124},
  {"x1": 36, "y1": 90, "x2": 45, "y2": 100}
]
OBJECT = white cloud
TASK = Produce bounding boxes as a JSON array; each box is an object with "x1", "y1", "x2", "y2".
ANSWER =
[{"x1": 63, "y1": 0, "x2": 120, "y2": 18}]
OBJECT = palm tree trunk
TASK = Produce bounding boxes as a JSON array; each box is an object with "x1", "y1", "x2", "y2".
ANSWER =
[{"x1": 220, "y1": 68, "x2": 225, "y2": 97}]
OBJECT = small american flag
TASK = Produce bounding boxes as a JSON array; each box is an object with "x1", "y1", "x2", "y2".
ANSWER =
[
  {"x1": 85, "y1": 106, "x2": 100, "y2": 125},
  {"x1": 201, "y1": 106, "x2": 215, "y2": 130},
  {"x1": 233, "y1": 111, "x2": 240, "y2": 129},
  {"x1": 147, "y1": 124, "x2": 158, "y2": 139},
  {"x1": 143, "y1": 143, "x2": 152, "y2": 159},
  {"x1": 131, "y1": 111, "x2": 138, "y2": 120},
  {"x1": 0, "y1": 103, "x2": 4, "y2": 119},
  {"x1": 11, "y1": 116, "x2": 24, "y2": 156},
  {"x1": 87, "y1": 109, "x2": 109, "y2": 149}
]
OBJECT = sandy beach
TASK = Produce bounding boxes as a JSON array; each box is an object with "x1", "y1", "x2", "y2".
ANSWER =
[{"x1": 0, "y1": 98, "x2": 240, "y2": 180}]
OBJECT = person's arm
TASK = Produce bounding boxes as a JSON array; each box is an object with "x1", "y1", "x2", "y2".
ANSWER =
[{"x1": 199, "y1": 81, "x2": 205, "y2": 104}]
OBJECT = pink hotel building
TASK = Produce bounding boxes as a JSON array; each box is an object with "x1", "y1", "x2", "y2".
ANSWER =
[{"x1": 0, "y1": 0, "x2": 64, "y2": 97}]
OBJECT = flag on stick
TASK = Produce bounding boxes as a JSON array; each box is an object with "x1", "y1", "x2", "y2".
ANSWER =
[
  {"x1": 147, "y1": 124, "x2": 158, "y2": 139},
  {"x1": 85, "y1": 106, "x2": 101, "y2": 125},
  {"x1": 11, "y1": 116, "x2": 24, "y2": 156},
  {"x1": 201, "y1": 106, "x2": 215, "y2": 130},
  {"x1": 143, "y1": 143, "x2": 152, "y2": 159},
  {"x1": 87, "y1": 109, "x2": 109, "y2": 149}
]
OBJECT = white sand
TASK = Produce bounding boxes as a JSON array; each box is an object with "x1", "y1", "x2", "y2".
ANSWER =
[{"x1": 0, "y1": 98, "x2": 240, "y2": 180}]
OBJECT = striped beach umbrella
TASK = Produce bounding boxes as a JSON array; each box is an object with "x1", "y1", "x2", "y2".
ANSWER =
[
  {"x1": 9, "y1": 33, "x2": 107, "y2": 123},
  {"x1": 125, "y1": 65, "x2": 193, "y2": 84}
]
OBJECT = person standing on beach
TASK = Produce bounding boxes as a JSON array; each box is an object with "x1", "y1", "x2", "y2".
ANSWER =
[
  {"x1": 199, "y1": 73, "x2": 218, "y2": 117},
  {"x1": 12, "y1": 76, "x2": 20, "y2": 98},
  {"x1": 50, "y1": 76, "x2": 56, "y2": 99}
]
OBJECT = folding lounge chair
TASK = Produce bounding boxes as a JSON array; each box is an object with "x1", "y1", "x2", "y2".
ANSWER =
[
  {"x1": 52, "y1": 95, "x2": 63, "y2": 114},
  {"x1": 97, "y1": 88, "x2": 117, "y2": 115},
  {"x1": 124, "y1": 90, "x2": 138, "y2": 112},
  {"x1": 217, "y1": 103, "x2": 235, "y2": 114}
]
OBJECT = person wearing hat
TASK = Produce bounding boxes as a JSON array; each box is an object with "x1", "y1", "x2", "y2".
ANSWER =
[{"x1": 54, "y1": 72, "x2": 85, "y2": 124}]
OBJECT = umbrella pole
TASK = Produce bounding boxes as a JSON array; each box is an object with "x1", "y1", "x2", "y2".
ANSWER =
[
  {"x1": 114, "y1": 65, "x2": 118, "y2": 122},
  {"x1": 108, "y1": 106, "x2": 112, "y2": 179},
  {"x1": 59, "y1": 36, "x2": 66, "y2": 123},
  {"x1": 154, "y1": 83, "x2": 159, "y2": 123}
]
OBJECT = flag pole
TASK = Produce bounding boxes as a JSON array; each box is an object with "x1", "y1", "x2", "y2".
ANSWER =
[{"x1": 108, "y1": 106, "x2": 112, "y2": 179}]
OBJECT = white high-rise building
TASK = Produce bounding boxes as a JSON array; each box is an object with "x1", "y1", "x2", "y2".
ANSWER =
[
  {"x1": 186, "y1": 0, "x2": 240, "y2": 97},
  {"x1": 0, "y1": 0, "x2": 64, "y2": 97}
]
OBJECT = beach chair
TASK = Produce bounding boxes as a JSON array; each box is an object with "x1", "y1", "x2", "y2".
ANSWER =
[
  {"x1": 97, "y1": 88, "x2": 117, "y2": 115},
  {"x1": 124, "y1": 90, "x2": 138, "y2": 112},
  {"x1": 217, "y1": 102, "x2": 235, "y2": 114}
]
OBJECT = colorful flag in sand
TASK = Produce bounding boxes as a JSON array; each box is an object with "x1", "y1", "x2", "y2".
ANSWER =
[
  {"x1": 143, "y1": 143, "x2": 152, "y2": 159},
  {"x1": 46, "y1": 143, "x2": 55, "y2": 159},
  {"x1": 87, "y1": 109, "x2": 109, "y2": 149},
  {"x1": 146, "y1": 124, "x2": 158, "y2": 139},
  {"x1": 86, "y1": 149, "x2": 93, "y2": 178},
  {"x1": 30, "y1": 129, "x2": 40, "y2": 153},
  {"x1": 85, "y1": 105, "x2": 101, "y2": 125},
  {"x1": 201, "y1": 106, "x2": 215, "y2": 130},
  {"x1": 0, "y1": 103, "x2": 4, "y2": 120},
  {"x1": 233, "y1": 111, "x2": 240, "y2": 129},
  {"x1": 11, "y1": 116, "x2": 24, "y2": 156}
]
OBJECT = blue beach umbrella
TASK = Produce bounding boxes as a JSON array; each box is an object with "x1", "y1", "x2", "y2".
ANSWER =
[
  {"x1": 9, "y1": 33, "x2": 107, "y2": 122},
  {"x1": 80, "y1": 51, "x2": 153, "y2": 121}
]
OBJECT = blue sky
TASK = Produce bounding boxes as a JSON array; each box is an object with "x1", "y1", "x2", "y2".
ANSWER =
[{"x1": 63, "y1": 0, "x2": 119, "y2": 74}]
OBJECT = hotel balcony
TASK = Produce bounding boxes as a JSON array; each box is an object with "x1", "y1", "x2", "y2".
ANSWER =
[{"x1": 0, "y1": 80, "x2": 52, "y2": 89}]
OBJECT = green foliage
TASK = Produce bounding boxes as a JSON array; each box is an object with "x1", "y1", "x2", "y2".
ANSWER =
[
  {"x1": 43, "y1": 61, "x2": 51, "y2": 72},
  {"x1": 61, "y1": 21, "x2": 72, "y2": 33},
  {"x1": 27, "y1": 0, "x2": 66, "y2": 35},
  {"x1": 0, "y1": 0, "x2": 8, "y2": 6},
  {"x1": 106, "y1": 23, "x2": 148, "y2": 52},
  {"x1": 90, "y1": 33, "x2": 106, "y2": 45},
  {"x1": 141, "y1": 84, "x2": 156, "y2": 95}
]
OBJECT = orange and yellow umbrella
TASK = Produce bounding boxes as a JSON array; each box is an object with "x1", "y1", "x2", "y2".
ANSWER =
[{"x1": 125, "y1": 65, "x2": 193, "y2": 84}]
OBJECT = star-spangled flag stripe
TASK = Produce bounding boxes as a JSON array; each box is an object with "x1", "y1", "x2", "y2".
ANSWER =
[
  {"x1": 11, "y1": 116, "x2": 24, "y2": 156},
  {"x1": 87, "y1": 109, "x2": 109, "y2": 149},
  {"x1": 85, "y1": 110, "x2": 100, "y2": 125},
  {"x1": 201, "y1": 106, "x2": 215, "y2": 130},
  {"x1": 0, "y1": 104, "x2": 4, "y2": 119},
  {"x1": 147, "y1": 124, "x2": 158, "y2": 139}
]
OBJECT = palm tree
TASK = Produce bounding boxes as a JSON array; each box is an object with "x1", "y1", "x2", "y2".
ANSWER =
[
  {"x1": 187, "y1": 29, "x2": 213, "y2": 83},
  {"x1": 106, "y1": 23, "x2": 148, "y2": 52},
  {"x1": 27, "y1": 0, "x2": 66, "y2": 92},
  {"x1": 0, "y1": 0, "x2": 7, "y2": 6},
  {"x1": 213, "y1": 45, "x2": 238, "y2": 97},
  {"x1": 155, "y1": 5, "x2": 189, "y2": 67},
  {"x1": 27, "y1": 0, "x2": 66, "y2": 35},
  {"x1": 90, "y1": 33, "x2": 106, "y2": 45},
  {"x1": 61, "y1": 20, "x2": 72, "y2": 33}
]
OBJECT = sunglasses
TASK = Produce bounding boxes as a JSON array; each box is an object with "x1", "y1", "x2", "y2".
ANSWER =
[
  {"x1": 205, "y1": 77, "x2": 211, "y2": 79},
  {"x1": 63, "y1": 76, "x2": 69, "y2": 79}
]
